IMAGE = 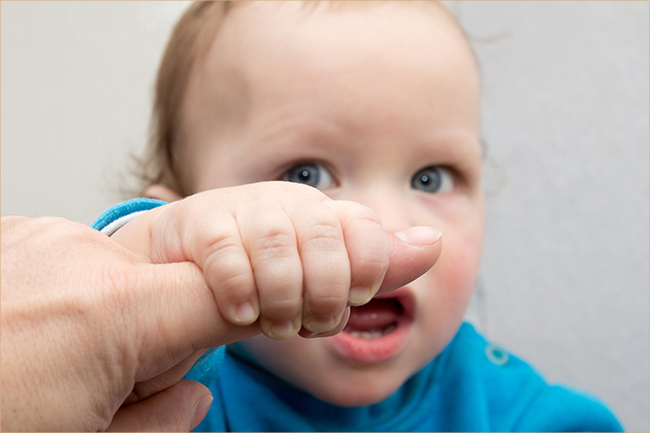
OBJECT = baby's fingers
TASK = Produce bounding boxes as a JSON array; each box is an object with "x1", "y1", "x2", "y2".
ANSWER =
[
  {"x1": 325, "y1": 200, "x2": 389, "y2": 307},
  {"x1": 239, "y1": 207, "x2": 304, "y2": 340},
  {"x1": 145, "y1": 202, "x2": 261, "y2": 328},
  {"x1": 196, "y1": 216, "x2": 260, "y2": 326},
  {"x1": 292, "y1": 201, "x2": 351, "y2": 334}
]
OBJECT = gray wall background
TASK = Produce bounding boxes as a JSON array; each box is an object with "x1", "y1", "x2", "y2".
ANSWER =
[{"x1": 2, "y1": 2, "x2": 648, "y2": 431}]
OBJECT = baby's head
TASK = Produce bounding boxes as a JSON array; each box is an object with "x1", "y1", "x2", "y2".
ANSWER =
[{"x1": 143, "y1": 1, "x2": 484, "y2": 406}]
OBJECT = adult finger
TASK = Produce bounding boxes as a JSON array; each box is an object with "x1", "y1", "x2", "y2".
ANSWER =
[
  {"x1": 106, "y1": 380, "x2": 213, "y2": 432},
  {"x1": 123, "y1": 350, "x2": 206, "y2": 405},
  {"x1": 377, "y1": 226, "x2": 443, "y2": 296}
]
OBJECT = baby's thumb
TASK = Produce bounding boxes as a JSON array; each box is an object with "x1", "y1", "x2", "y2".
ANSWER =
[{"x1": 376, "y1": 226, "x2": 442, "y2": 297}]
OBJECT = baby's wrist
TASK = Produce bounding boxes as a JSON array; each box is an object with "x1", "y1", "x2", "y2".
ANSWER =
[{"x1": 92, "y1": 198, "x2": 167, "y2": 236}]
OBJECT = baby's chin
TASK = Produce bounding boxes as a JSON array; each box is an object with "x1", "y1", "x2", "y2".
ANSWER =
[
  {"x1": 312, "y1": 385, "x2": 401, "y2": 408},
  {"x1": 230, "y1": 341, "x2": 410, "y2": 407},
  {"x1": 286, "y1": 363, "x2": 418, "y2": 408}
]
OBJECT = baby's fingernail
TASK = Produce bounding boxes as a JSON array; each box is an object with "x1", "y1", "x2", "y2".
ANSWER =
[
  {"x1": 348, "y1": 286, "x2": 372, "y2": 306},
  {"x1": 271, "y1": 321, "x2": 295, "y2": 338},
  {"x1": 304, "y1": 309, "x2": 345, "y2": 333},
  {"x1": 261, "y1": 318, "x2": 300, "y2": 340},
  {"x1": 395, "y1": 226, "x2": 442, "y2": 246},
  {"x1": 304, "y1": 316, "x2": 335, "y2": 333},
  {"x1": 235, "y1": 301, "x2": 257, "y2": 323}
]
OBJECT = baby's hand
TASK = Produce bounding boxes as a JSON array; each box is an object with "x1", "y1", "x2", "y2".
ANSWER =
[{"x1": 113, "y1": 182, "x2": 441, "y2": 340}]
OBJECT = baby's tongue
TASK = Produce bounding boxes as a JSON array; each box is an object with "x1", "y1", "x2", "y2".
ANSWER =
[{"x1": 345, "y1": 299, "x2": 401, "y2": 332}]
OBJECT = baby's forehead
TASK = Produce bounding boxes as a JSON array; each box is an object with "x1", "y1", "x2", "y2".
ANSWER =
[
  {"x1": 206, "y1": 1, "x2": 469, "y2": 72},
  {"x1": 173, "y1": 0, "x2": 480, "y2": 193},
  {"x1": 222, "y1": 1, "x2": 457, "y2": 35},
  {"x1": 230, "y1": 1, "x2": 442, "y2": 14}
]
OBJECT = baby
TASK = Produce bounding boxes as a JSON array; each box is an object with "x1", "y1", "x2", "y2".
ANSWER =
[{"x1": 95, "y1": 1, "x2": 622, "y2": 431}]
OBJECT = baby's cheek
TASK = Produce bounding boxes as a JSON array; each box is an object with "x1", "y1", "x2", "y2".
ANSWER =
[
  {"x1": 434, "y1": 233, "x2": 482, "y2": 307},
  {"x1": 411, "y1": 233, "x2": 482, "y2": 366}
]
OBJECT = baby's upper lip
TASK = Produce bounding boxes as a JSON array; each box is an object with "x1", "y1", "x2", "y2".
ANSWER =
[{"x1": 374, "y1": 286, "x2": 416, "y2": 319}]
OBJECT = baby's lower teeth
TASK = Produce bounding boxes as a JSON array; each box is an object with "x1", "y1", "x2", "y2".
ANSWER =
[
  {"x1": 348, "y1": 324, "x2": 396, "y2": 339},
  {"x1": 349, "y1": 329, "x2": 384, "y2": 339}
]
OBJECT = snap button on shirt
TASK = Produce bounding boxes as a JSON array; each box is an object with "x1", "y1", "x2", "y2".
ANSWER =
[{"x1": 485, "y1": 344, "x2": 509, "y2": 366}]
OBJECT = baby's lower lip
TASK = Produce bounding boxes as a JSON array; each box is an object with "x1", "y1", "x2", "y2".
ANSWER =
[
  {"x1": 329, "y1": 316, "x2": 413, "y2": 363},
  {"x1": 327, "y1": 287, "x2": 415, "y2": 364}
]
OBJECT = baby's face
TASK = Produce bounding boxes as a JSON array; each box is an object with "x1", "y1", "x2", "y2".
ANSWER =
[{"x1": 181, "y1": 2, "x2": 483, "y2": 406}]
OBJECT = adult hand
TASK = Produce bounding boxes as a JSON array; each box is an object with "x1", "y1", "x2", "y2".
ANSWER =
[
  {"x1": 1, "y1": 216, "x2": 223, "y2": 431},
  {"x1": 1, "y1": 213, "x2": 440, "y2": 431}
]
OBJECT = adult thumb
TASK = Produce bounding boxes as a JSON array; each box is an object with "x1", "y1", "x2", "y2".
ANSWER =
[
  {"x1": 376, "y1": 226, "x2": 442, "y2": 297},
  {"x1": 106, "y1": 380, "x2": 213, "y2": 432}
]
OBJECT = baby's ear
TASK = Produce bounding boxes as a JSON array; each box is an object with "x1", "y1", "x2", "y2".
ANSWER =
[{"x1": 143, "y1": 184, "x2": 183, "y2": 202}]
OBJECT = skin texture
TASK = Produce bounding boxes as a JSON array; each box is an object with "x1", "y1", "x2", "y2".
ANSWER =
[
  {"x1": 0, "y1": 2, "x2": 481, "y2": 430},
  {"x1": 145, "y1": 2, "x2": 484, "y2": 407},
  {"x1": 0, "y1": 216, "x2": 216, "y2": 431},
  {"x1": 114, "y1": 183, "x2": 443, "y2": 340},
  {"x1": 1, "y1": 202, "x2": 437, "y2": 431}
]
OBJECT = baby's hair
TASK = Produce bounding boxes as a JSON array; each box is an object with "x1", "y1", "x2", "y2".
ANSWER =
[
  {"x1": 136, "y1": 1, "x2": 472, "y2": 197},
  {"x1": 139, "y1": 2, "x2": 234, "y2": 196}
]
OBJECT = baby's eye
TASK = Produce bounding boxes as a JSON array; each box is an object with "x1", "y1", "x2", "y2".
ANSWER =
[
  {"x1": 283, "y1": 163, "x2": 335, "y2": 190},
  {"x1": 411, "y1": 166, "x2": 454, "y2": 194}
]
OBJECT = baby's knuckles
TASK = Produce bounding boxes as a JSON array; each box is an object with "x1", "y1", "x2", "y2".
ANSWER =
[
  {"x1": 241, "y1": 181, "x2": 331, "y2": 205},
  {"x1": 147, "y1": 182, "x2": 388, "y2": 339},
  {"x1": 326, "y1": 200, "x2": 389, "y2": 305}
]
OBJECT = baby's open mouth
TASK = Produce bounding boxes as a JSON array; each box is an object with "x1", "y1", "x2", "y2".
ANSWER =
[
  {"x1": 330, "y1": 287, "x2": 415, "y2": 363},
  {"x1": 344, "y1": 298, "x2": 405, "y2": 339}
]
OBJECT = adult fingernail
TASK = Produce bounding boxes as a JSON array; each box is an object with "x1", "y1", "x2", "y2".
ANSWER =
[
  {"x1": 191, "y1": 395, "x2": 213, "y2": 431},
  {"x1": 394, "y1": 226, "x2": 442, "y2": 246}
]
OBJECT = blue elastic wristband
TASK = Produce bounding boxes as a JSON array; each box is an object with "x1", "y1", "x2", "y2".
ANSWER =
[{"x1": 92, "y1": 198, "x2": 167, "y2": 232}]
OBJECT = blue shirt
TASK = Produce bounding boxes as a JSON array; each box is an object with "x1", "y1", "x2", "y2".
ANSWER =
[
  {"x1": 93, "y1": 200, "x2": 623, "y2": 432},
  {"x1": 192, "y1": 323, "x2": 621, "y2": 432}
]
